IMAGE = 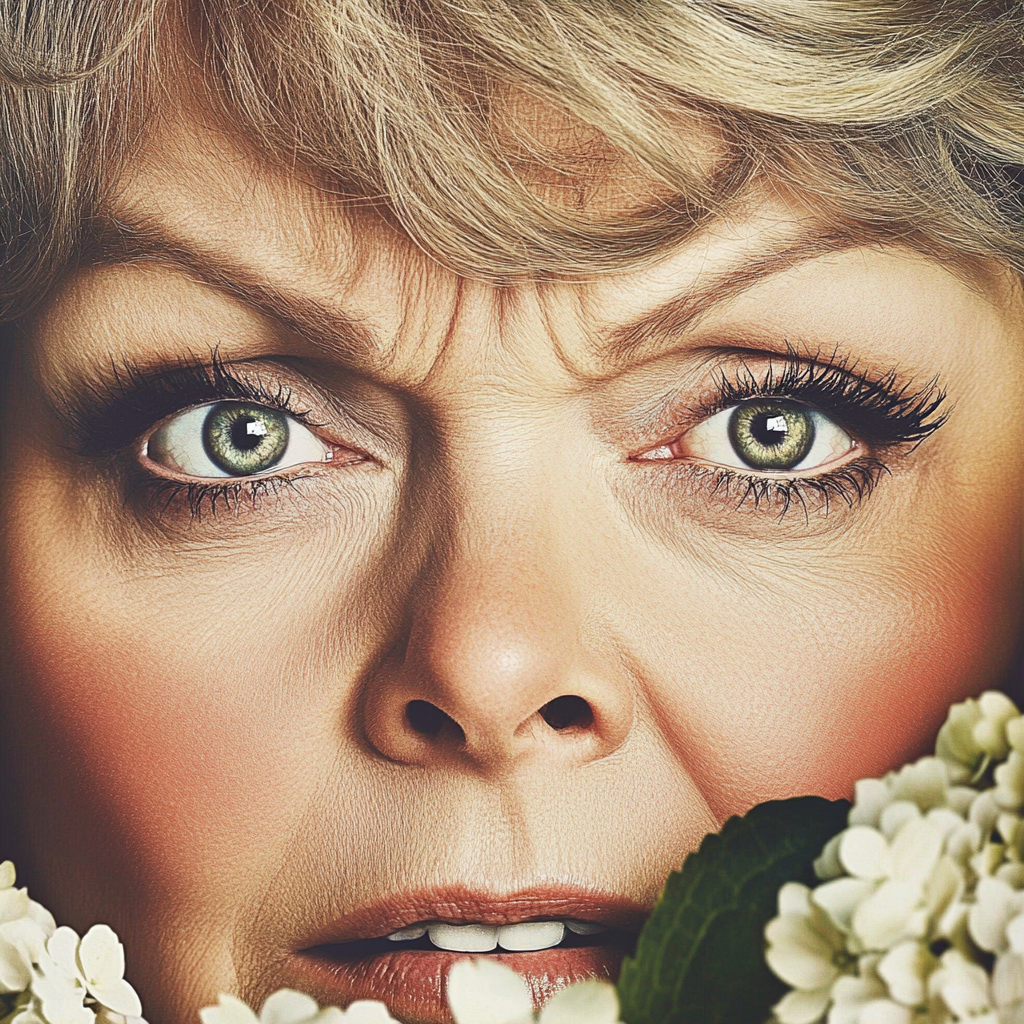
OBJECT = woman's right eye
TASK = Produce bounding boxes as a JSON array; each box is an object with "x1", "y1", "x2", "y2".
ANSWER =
[{"x1": 144, "y1": 401, "x2": 333, "y2": 479}]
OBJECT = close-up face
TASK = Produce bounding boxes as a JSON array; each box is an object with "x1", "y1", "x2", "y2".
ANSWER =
[{"x1": 1, "y1": 14, "x2": 1023, "y2": 1024}]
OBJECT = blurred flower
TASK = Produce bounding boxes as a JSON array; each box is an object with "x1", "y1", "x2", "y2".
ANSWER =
[
  {"x1": 446, "y1": 960, "x2": 621, "y2": 1024},
  {"x1": 199, "y1": 989, "x2": 397, "y2": 1024}
]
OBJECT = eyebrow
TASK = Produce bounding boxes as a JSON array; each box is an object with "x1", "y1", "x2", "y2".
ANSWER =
[
  {"x1": 88, "y1": 216, "x2": 859, "y2": 371},
  {"x1": 85, "y1": 218, "x2": 382, "y2": 366},
  {"x1": 604, "y1": 231, "x2": 861, "y2": 364}
]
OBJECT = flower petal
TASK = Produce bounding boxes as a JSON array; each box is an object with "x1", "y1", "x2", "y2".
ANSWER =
[
  {"x1": 993, "y1": 951, "x2": 1024, "y2": 1008},
  {"x1": 447, "y1": 960, "x2": 534, "y2": 1024},
  {"x1": 779, "y1": 884, "x2": 814, "y2": 918},
  {"x1": 839, "y1": 828, "x2": 890, "y2": 881},
  {"x1": 199, "y1": 994, "x2": 261, "y2": 1024},
  {"x1": 338, "y1": 1001, "x2": 397, "y2": 1024},
  {"x1": 857, "y1": 999, "x2": 912, "y2": 1024},
  {"x1": 813, "y1": 879, "x2": 876, "y2": 934},
  {"x1": 850, "y1": 781, "x2": 892, "y2": 829},
  {"x1": 539, "y1": 980, "x2": 619, "y2": 1024},
  {"x1": 78, "y1": 925, "x2": 125, "y2": 990},
  {"x1": 89, "y1": 978, "x2": 143, "y2": 1018},
  {"x1": 773, "y1": 987, "x2": 830, "y2": 1024},
  {"x1": 765, "y1": 916, "x2": 841, "y2": 991},
  {"x1": 852, "y1": 882, "x2": 921, "y2": 950},
  {"x1": 939, "y1": 950, "x2": 994, "y2": 1018},
  {"x1": 0, "y1": 889, "x2": 32, "y2": 926},
  {"x1": 970, "y1": 878, "x2": 1024, "y2": 952},
  {"x1": 260, "y1": 989, "x2": 320, "y2": 1024},
  {"x1": 877, "y1": 941, "x2": 931, "y2": 1006},
  {"x1": 45, "y1": 929, "x2": 82, "y2": 982},
  {"x1": 889, "y1": 818, "x2": 943, "y2": 886},
  {"x1": 878, "y1": 804, "x2": 920, "y2": 843}
]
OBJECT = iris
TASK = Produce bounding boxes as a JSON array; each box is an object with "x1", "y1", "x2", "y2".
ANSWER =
[
  {"x1": 728, "y1": 400, "x2": 815, "y2": 471},
  {"x1": 202, "y1": 403, "x2": 289, "y2": 475}
]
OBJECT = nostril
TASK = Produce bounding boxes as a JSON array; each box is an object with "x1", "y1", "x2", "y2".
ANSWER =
[
  {"x1": 538, "y1": 694, "x2": 594, "y2": 731},
  {"x1": 405, "y1": 700, "x2": 466, "y2": 742}
]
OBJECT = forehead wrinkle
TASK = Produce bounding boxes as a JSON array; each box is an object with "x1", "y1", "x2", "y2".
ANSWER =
[
  {"x1": 85, "y1": 218, "x2": 390, "y2": 373},
  {"x1": 602, "y1": 230, "x2": 862, "y2": 368}
]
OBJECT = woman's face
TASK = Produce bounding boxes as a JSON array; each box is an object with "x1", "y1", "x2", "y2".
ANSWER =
[{"x1": 1, "y1": 98, "x2": 1022, "y2": 1024}]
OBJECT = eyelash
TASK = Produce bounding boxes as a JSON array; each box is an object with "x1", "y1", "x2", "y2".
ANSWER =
[
  {"x1": 650, "y1": 349, "x2": 948, "y2": 519},
  {"x1": 70, "y1": 352, "x2": 330, "y2": 518}
]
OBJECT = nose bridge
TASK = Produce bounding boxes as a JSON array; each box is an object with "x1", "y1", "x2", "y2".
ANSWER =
[{"x1": 414, "y1": 411, "x2": 583, "y2": 734}]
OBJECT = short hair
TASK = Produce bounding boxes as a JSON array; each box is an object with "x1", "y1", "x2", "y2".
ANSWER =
[{"x1": 1, "y1": 0, "x2": 1022, "y2": 320}]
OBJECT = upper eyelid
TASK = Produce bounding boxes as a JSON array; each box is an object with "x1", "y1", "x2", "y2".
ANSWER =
[
  {"x1": 65, "y1": 355, "x2": 333, "y2": 459},
  {"x1": 628, "y1": 350, "x2": 948, "y2": 456}
]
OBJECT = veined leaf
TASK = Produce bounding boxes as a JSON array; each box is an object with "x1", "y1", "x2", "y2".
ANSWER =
[{"x1": 617, "y1": 796, "x2": 849, "y2": 1024}]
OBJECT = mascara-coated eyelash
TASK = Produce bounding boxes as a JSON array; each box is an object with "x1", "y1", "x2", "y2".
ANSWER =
[
  {"x1": 68, "y1": 352, "x2": 318, "y2": 459},
  {"x1": 705, "y1": 351, "x2": 949, "y2": 450},
  {"x1": 636, "y1": 350, "x2": 949, "y2": 521}
]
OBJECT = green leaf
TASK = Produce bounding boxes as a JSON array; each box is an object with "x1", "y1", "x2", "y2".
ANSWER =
[{"x1": 617, "y1": 796, "x2": 849, "y2": 1024}]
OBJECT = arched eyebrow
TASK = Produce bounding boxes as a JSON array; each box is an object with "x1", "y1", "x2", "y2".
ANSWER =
[
  {"x1": 85, "y1": 217, "x2": 381, "y2": 368},
  {"x1": 602, "y1": 231, "x2": 861, "y2": 367},
  {"x1": 86, "y1": 214, "x2": 862, "y2": 373}
]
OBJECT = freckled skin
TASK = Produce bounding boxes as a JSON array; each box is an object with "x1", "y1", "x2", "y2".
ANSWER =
[{"x1": 0, "y1": 100, "x2": 1022, "y2": 1024}]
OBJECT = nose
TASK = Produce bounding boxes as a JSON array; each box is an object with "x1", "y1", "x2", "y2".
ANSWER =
[{"x1": 361, "y1": 483, "x2": 634, "y2": 773}]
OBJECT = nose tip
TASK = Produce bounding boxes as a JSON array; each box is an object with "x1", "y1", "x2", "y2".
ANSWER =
[{"x1": 361, "y1": 613, "x2": 634, "y2": 772}]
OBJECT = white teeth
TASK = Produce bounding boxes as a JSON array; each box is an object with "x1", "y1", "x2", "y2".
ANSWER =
[
  {"x1": 565, "y1": 920, "x2": 608, "y2": 936},
  {"x1": 388, "y1": 918, "x2": 607, "y2": 951},
  {"x1": 496, "y1": 921, "x2": 565, "y2": 951},
  {"x1": 427, "y1": 923, "x2": 499, "y2": 952}
]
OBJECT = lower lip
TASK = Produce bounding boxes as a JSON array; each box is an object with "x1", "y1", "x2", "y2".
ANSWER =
[{"x1": 291, "y1": 944, "x2": 628, "y2": 1024}]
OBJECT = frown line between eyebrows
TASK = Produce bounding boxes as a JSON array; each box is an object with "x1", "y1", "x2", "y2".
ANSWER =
[{"x1": 84, "y1": 218, "x2": 382, "y2": 369}]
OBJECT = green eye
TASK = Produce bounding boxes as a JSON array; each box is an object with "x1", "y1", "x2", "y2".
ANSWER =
[
  {"x1": 202, "y1": 403, "x2": 289, "y2": 476},
  {"x1": 727, "y1": 401, "x2": 815, "y2": 471}
]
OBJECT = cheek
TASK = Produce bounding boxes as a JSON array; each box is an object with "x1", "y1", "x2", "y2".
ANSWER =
[
  {"x1": 8, "y1": 600, "x2": 306, "y2": 894},
  {"x1": 634, "y1": 490, "x2": 1023, "y2": 821}
]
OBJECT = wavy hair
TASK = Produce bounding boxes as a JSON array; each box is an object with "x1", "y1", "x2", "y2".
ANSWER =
[{"x1": 0, "y1": 0, "x2": 1022, "y2": 318}]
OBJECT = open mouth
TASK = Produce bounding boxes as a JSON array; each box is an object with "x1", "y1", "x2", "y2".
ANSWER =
[
  {"x1": 310, "y1": 917, "x2": 628, "y2": 957},
  {"x1": 290, "y1": 891, "x2": 644, "y2": 1024}
]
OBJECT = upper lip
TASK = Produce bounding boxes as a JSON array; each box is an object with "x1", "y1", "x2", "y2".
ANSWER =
[{"x1": 298, "y1": 884, "x2": 649, "y2": 949}]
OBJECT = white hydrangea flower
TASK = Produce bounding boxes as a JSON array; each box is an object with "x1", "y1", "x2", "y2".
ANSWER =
[
  {"x1": 769, "y1": 693, "x2": 1024, "y2": 1024},
  {"x1": 0, "y1": 861, "x2": 56, "y2": 995},
  {"x1": 930, "y1": 949, "x2": 999, "y2": 1024},
  {"x1": 199, "y1": 989, "x2": 397, "y2": 1024},
  {"x1": 936, "y1": 693, "x2": 1020, "y2": 785},
  {"x1": 832, "y1": 814, "x2": 964, "y2": 951},
  {"x1": 827, "y1": 954, "x2": 917, "y2": 1024},
  {"x1": 446, "y1": 960, "x2": 622, "y2": 1024},
  {"x1": 846, "y1": 760, "x2": 951, "y2": 835},
  {"x1": 766, "y1": 883, "x2": 852, "y2": 1024}
]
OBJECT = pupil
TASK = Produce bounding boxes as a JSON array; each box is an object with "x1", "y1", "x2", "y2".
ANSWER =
[
  {"x1": 230, "y1": 417, "x2": 267, "y2": 453},
  {"x1": 751, "y1": 412, "x2": 790, "y2": 448}
]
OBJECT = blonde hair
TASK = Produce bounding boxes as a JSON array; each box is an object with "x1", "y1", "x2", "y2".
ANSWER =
[{"x1": 1, "y1": 0, "x2": 1022, "y2": 318}]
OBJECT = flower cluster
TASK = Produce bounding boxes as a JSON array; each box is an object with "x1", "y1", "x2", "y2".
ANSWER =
[
  {"x1": 0, "y1": 862, "x2": 143, "y2": 1024},
  {"x1": 765, "y1": 691, "x2": 1024, "y2": 1024},
  {"x1": 199, "y1": 960, "x2": 622, "y2": 1024}
]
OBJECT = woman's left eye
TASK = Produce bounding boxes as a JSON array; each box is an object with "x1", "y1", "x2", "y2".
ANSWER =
[
  {"x1": 640, "y1": 399, "x2": 856, "y2": 473},
  {"x1": 145, "y1": 401, "x2": 333, "y2": 479}
]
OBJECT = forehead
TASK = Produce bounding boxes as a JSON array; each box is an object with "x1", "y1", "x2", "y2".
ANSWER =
[{"x1": 86, "y1": 93, "x2": 1006, "y2": 397}]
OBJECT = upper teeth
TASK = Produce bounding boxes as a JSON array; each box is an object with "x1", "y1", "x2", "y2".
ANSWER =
[{"x1": 386, "y1": 919, "x2": 606, "y2": 952}]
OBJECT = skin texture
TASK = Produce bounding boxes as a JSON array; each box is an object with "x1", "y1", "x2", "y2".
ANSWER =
[{"x1": 1, "y1": 96, "x2": 1023, "y2": 1024}]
